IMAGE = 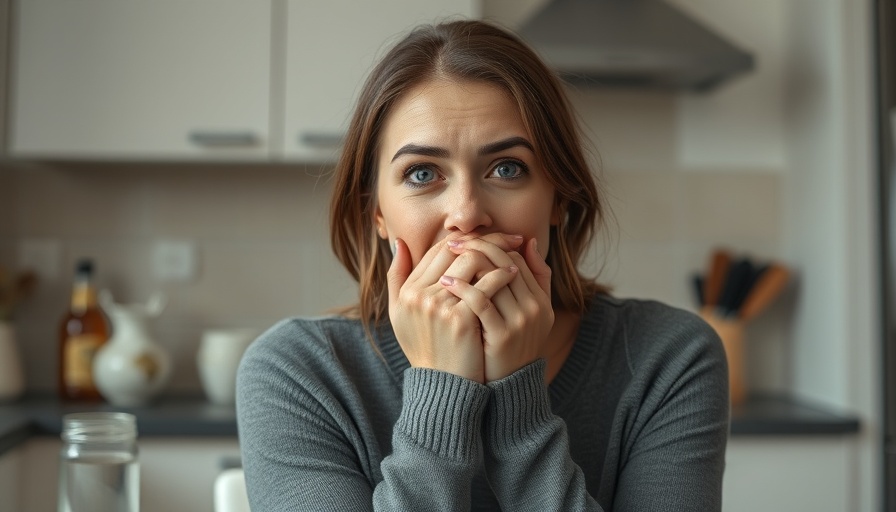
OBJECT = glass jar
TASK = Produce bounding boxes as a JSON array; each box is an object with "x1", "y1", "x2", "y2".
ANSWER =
[{"x1": 58, "y1": 412, "x2": 139, "y2": 512}]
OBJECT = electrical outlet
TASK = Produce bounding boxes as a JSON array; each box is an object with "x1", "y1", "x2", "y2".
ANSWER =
[
  {"x1": 152, "y1": 240, "x2": 198, "y2": 282},
  {"x1": 18, "y1": 238, "x2": 62, "y2": 280}
]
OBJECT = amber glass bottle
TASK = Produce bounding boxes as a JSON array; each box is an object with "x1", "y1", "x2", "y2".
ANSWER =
[{"x1": 58, "y1": 259, "x2": 109, "y2": 401}]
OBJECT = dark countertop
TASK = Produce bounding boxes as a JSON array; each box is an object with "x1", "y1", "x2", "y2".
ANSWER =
[
  {"x1": 0, "y1": 393, "x2": 860, "y2": 456},
  {"x1": 730, "y1": 394, "x2": 861, "y2": 436},
  {"x1": 0, "y1": 395, "x2": 237, "y2": 455}
]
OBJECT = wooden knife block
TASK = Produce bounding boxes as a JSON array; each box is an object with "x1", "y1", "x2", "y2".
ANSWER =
[{"x1": 700, "y1": 311, "x2": 746, "y2": 408}]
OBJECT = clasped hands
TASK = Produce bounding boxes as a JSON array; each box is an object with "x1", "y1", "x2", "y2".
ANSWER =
[{"x1": 387, "y1": 233, "x2": 554, "y2": 384}]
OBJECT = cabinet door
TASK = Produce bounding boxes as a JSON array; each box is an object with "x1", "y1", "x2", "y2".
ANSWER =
[
  {"x1": 0, "y1": 446, "x2": 22, "y2": 512},
  {"x1": 723, "y1": 437, "x2": 852, "y2": 511},
  {"x1": 11, "y1": 1, "x2": 272, "y2": 160},
  {"x1": 282, "y1": 0, "x2": 478, "y2": 162}
]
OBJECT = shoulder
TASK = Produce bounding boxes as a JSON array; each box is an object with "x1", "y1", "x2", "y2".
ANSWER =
[
  {"x1": 592, "y1": 295, "x2": 726, "y2": 379},
  {"x1": 247, "y1": 315, "x2": 363, "y2": 357},
  {"x1": 238, "y1": 315, "x2": 369, "y2": 385}
]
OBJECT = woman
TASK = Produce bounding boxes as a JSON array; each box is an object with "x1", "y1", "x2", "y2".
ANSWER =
[{"x1": 237, "y1": 19, "x2": 729, "y2": 511}]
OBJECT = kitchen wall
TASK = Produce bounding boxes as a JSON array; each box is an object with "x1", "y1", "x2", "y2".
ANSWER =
[
  {"x1": 0, "y1": 160, "x2": 780, "y2": 395},
  {"x1": 0, "y1": 1, "x2": 806, "y2": 403}
]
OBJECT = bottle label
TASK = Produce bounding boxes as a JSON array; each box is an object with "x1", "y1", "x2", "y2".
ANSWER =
[
  {"x1": 64, "y1": 334, "x2": 104, "y2": 388},
  {"x1": 70, "y1": 285, "x2": 96, "y2": 313}
]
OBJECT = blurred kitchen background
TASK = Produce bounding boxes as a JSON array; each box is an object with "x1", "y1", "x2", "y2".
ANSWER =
[{"x1": 0, "y1": 0, "x2": 886, "y2": 511}]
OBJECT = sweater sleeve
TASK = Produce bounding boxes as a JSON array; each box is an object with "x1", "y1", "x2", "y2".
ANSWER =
[
  {"x1": 373, "y1": 367, "x2": 490, "y2": 510},
  {"x1": 237, "y1": 333, "x2": 490, "y2": 512},
  {"x1": 483, "y1": 359, "x2": 602, "y2": 512},
  {"x1": 611, "y1": 320, "x2": 729, "y2": 512}
]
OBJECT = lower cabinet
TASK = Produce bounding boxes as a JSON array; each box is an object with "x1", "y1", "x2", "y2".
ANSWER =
[
  {"x1": 0, "y1": 445, "x2": 22, "y2": 512},
  {"x1": 723, "y1": 437, "x2": 854, "y2": 511},
  {"x1": 9, "y1": 435, "x2": 855, "y2": 511}
]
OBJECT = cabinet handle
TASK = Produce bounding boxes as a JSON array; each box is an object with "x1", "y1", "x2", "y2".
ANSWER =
[
  {"x1": 189, "y1": 131, "x2": 260, "y2": 148},
  {"x1": 300, "y1": 132, "x2": 344, "y2": 148}
]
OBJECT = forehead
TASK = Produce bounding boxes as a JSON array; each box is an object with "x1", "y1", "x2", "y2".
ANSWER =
[{"x1": 379, "y1": 79, "x2": 527, "y2": 148}]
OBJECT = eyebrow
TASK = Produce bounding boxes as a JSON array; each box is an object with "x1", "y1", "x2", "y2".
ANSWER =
[
  {"x1": 478, "y1": 136, "x2": 534, "y2": 156},
  {"x1": 390, "y1": 136, "x2": 535, "y2": 163},
  {"x1": 390, "y1": 144, "x2": 449, "y2": 163}
]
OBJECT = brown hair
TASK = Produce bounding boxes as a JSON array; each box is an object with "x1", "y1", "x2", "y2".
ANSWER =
[{"x1": 330, "y1": 19, "x2": 608, "y2": 328}]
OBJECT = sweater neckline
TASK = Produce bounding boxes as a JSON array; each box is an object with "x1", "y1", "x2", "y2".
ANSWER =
[
  {"x1": 547, "y1": 296, "x2": 606, "y2": 411},
  {"x1": 373, "y1": 295, "x2": 607, "y2": 408}
]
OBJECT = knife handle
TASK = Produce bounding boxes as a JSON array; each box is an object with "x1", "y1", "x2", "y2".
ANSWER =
[
  {"x1": 738, "y1": 264, "x2": 790, "y2": 322},
  {"x1": 716, "y1": 258, "x2": 752, "y2": 317},
  {"x1": 703, "y1": 249, "x2": 733, "y2": 308}
]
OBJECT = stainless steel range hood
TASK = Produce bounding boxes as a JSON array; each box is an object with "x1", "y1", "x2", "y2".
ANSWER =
[{"x1": 518, "y1": 0, "x2": 755, "y2": 91}]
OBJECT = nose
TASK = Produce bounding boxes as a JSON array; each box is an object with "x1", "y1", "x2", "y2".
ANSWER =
[{"x1": 443, "y1": 181, "x2": 493, "y2": 234}]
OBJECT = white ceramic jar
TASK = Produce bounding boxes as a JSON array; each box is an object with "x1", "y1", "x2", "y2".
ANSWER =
[
  {"x1": 197, "y1": 328, "x2": 257, "y2": 406},
  {"x1": 93, "y1": 291, "x2": 171, "y2": 406}
]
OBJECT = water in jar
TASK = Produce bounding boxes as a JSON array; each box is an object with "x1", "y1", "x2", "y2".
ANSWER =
[{"x1": 58, "y1": 452, "x2": 139, "y2": 512}]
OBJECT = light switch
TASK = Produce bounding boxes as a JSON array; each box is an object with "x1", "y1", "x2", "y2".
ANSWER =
[{"x1": 152, "y1": 240, "x2": 198, "y2": 282}]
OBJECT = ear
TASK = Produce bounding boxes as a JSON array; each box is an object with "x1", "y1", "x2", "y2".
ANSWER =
[{"x1": 374, "y1": 205, "x2": 388, "y2": 239}]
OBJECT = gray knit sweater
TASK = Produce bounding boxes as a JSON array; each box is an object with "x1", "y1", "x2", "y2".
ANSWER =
[{"x1": 236, "y1": 294, "x2": 729, "y2": 511}]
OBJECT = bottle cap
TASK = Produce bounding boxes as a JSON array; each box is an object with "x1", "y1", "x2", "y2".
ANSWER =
[{"x1": 75, "y1": 259, "x2": 94, "y2": 277}]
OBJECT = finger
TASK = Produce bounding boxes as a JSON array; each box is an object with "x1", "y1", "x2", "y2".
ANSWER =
[
  {"x1": 442, "y1": 249, "x2": 499, "y2": 285},
  {"x1": 449, "y1": 237, "x2": 537, "y2": 304},
  {"x1": 447, "y1": 236, "x2": 518, "y2": 270},
  {"x1": 445, "y1": 234, "x2": 524, "y2": 287},
  {"x1": 524, "y1": 238, "x2": 552, "y2": 297},
  {"x1": 387, "y1": 238, "x2": 413, "y2": 306},
  {"x1": 488, "y1": 285, "x2": 519, "y2": 327},
  {"x1": 503, "y1": 246, "x2": 549, "y2": 300},
  {"x1": 439, "y1": 274, "x2": 506, "y2": 328},
  {"x1": 443, "y1": 264, "x2": 518, "y2": 300},
  {"x1": 465, "y1": 232, "x2": 524, "y2": 251},
  {"x1": 405, "y1": 236, "x2": 459, "y2": 286}
]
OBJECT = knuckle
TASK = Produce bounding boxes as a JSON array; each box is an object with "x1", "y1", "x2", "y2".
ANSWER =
[
  {"x1": 420, "y1": 293, "x2": 440, "y2": 314},
  {"x1": 474, "y1": 294, "x2": 492, "y2": 313},
  {"x1": 512, "y1": 312, "x2": 529, "y2": 330},
  {"x1": 524, "y1": 300, "x2": 541, "y2": 318},
  {"x1": 461, "y1": 250, "x2": 485, "y2": 266}
]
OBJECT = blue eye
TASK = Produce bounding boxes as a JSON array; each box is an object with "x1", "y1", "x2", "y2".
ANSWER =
[
  {"x1": 403, "y1": 165, "x2": 438, "y2": 188},
  {"x1": 491, "y1": 161, "x2": 525, "y2": 180}
]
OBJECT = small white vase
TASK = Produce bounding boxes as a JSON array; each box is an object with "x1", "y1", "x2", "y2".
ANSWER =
[
  {"x1": 197, "y1": 328, "x2": 257, "y2": 406},
  {"x1": 0, "y1": 322, "x2": 25, "y2": 402},
  {"x1": 93, "y1": 290, "x2": 172, "y2": 407}
]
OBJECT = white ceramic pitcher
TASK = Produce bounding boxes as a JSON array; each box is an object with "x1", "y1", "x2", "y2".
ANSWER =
[{"x1": 93, "y1": 290, "x2": 171, "y2": 406}]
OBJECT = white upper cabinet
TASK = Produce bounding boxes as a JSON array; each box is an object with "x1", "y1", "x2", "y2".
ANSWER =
[
  {"x1": 8, "y1": 0, "x2": 479, "y2": 162},
  {"x1": 282, "y1": 0, "x2": 478, "y2": 162},
  {"x1": 10, "y1": 2, "x2": 273, "y2": 160}
]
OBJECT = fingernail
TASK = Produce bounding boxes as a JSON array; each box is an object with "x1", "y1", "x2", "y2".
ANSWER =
[
  {"x1": 440, "y1": 275, "x2": 455, "y2": 286},
  {"x1": 534, "y1": 239, "x2": 543, "y2": 258},
  {"x1": 390, "y1": 239, "x2": 397, "y2": 256},
  {"x1": 507, "y1": 265, "x2": 519, "y2": 273},
  {"x1": 447, "y1": 239, "x2": 463, "y2": 248},
  {"x1": 503, "y1": 234, "x2": 524, "y2": 243}
]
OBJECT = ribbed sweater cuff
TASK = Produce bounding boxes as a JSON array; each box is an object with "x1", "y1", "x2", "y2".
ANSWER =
[
  {"x1": 484, "y1": 359, "x2": 553, "y2": 456},
  {"x1": 396, "y1": 368, "x2": 490, "y2": 461}
]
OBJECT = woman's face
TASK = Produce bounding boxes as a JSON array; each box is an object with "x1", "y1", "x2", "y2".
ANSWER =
[{"x1": 374, "y1": 79, "x2": 558, "y2": 267}]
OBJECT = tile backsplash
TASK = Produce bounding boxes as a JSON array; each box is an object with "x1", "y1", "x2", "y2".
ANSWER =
[{"x1": 0, "y1": 161, "x2": 782, "y2": 395}]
